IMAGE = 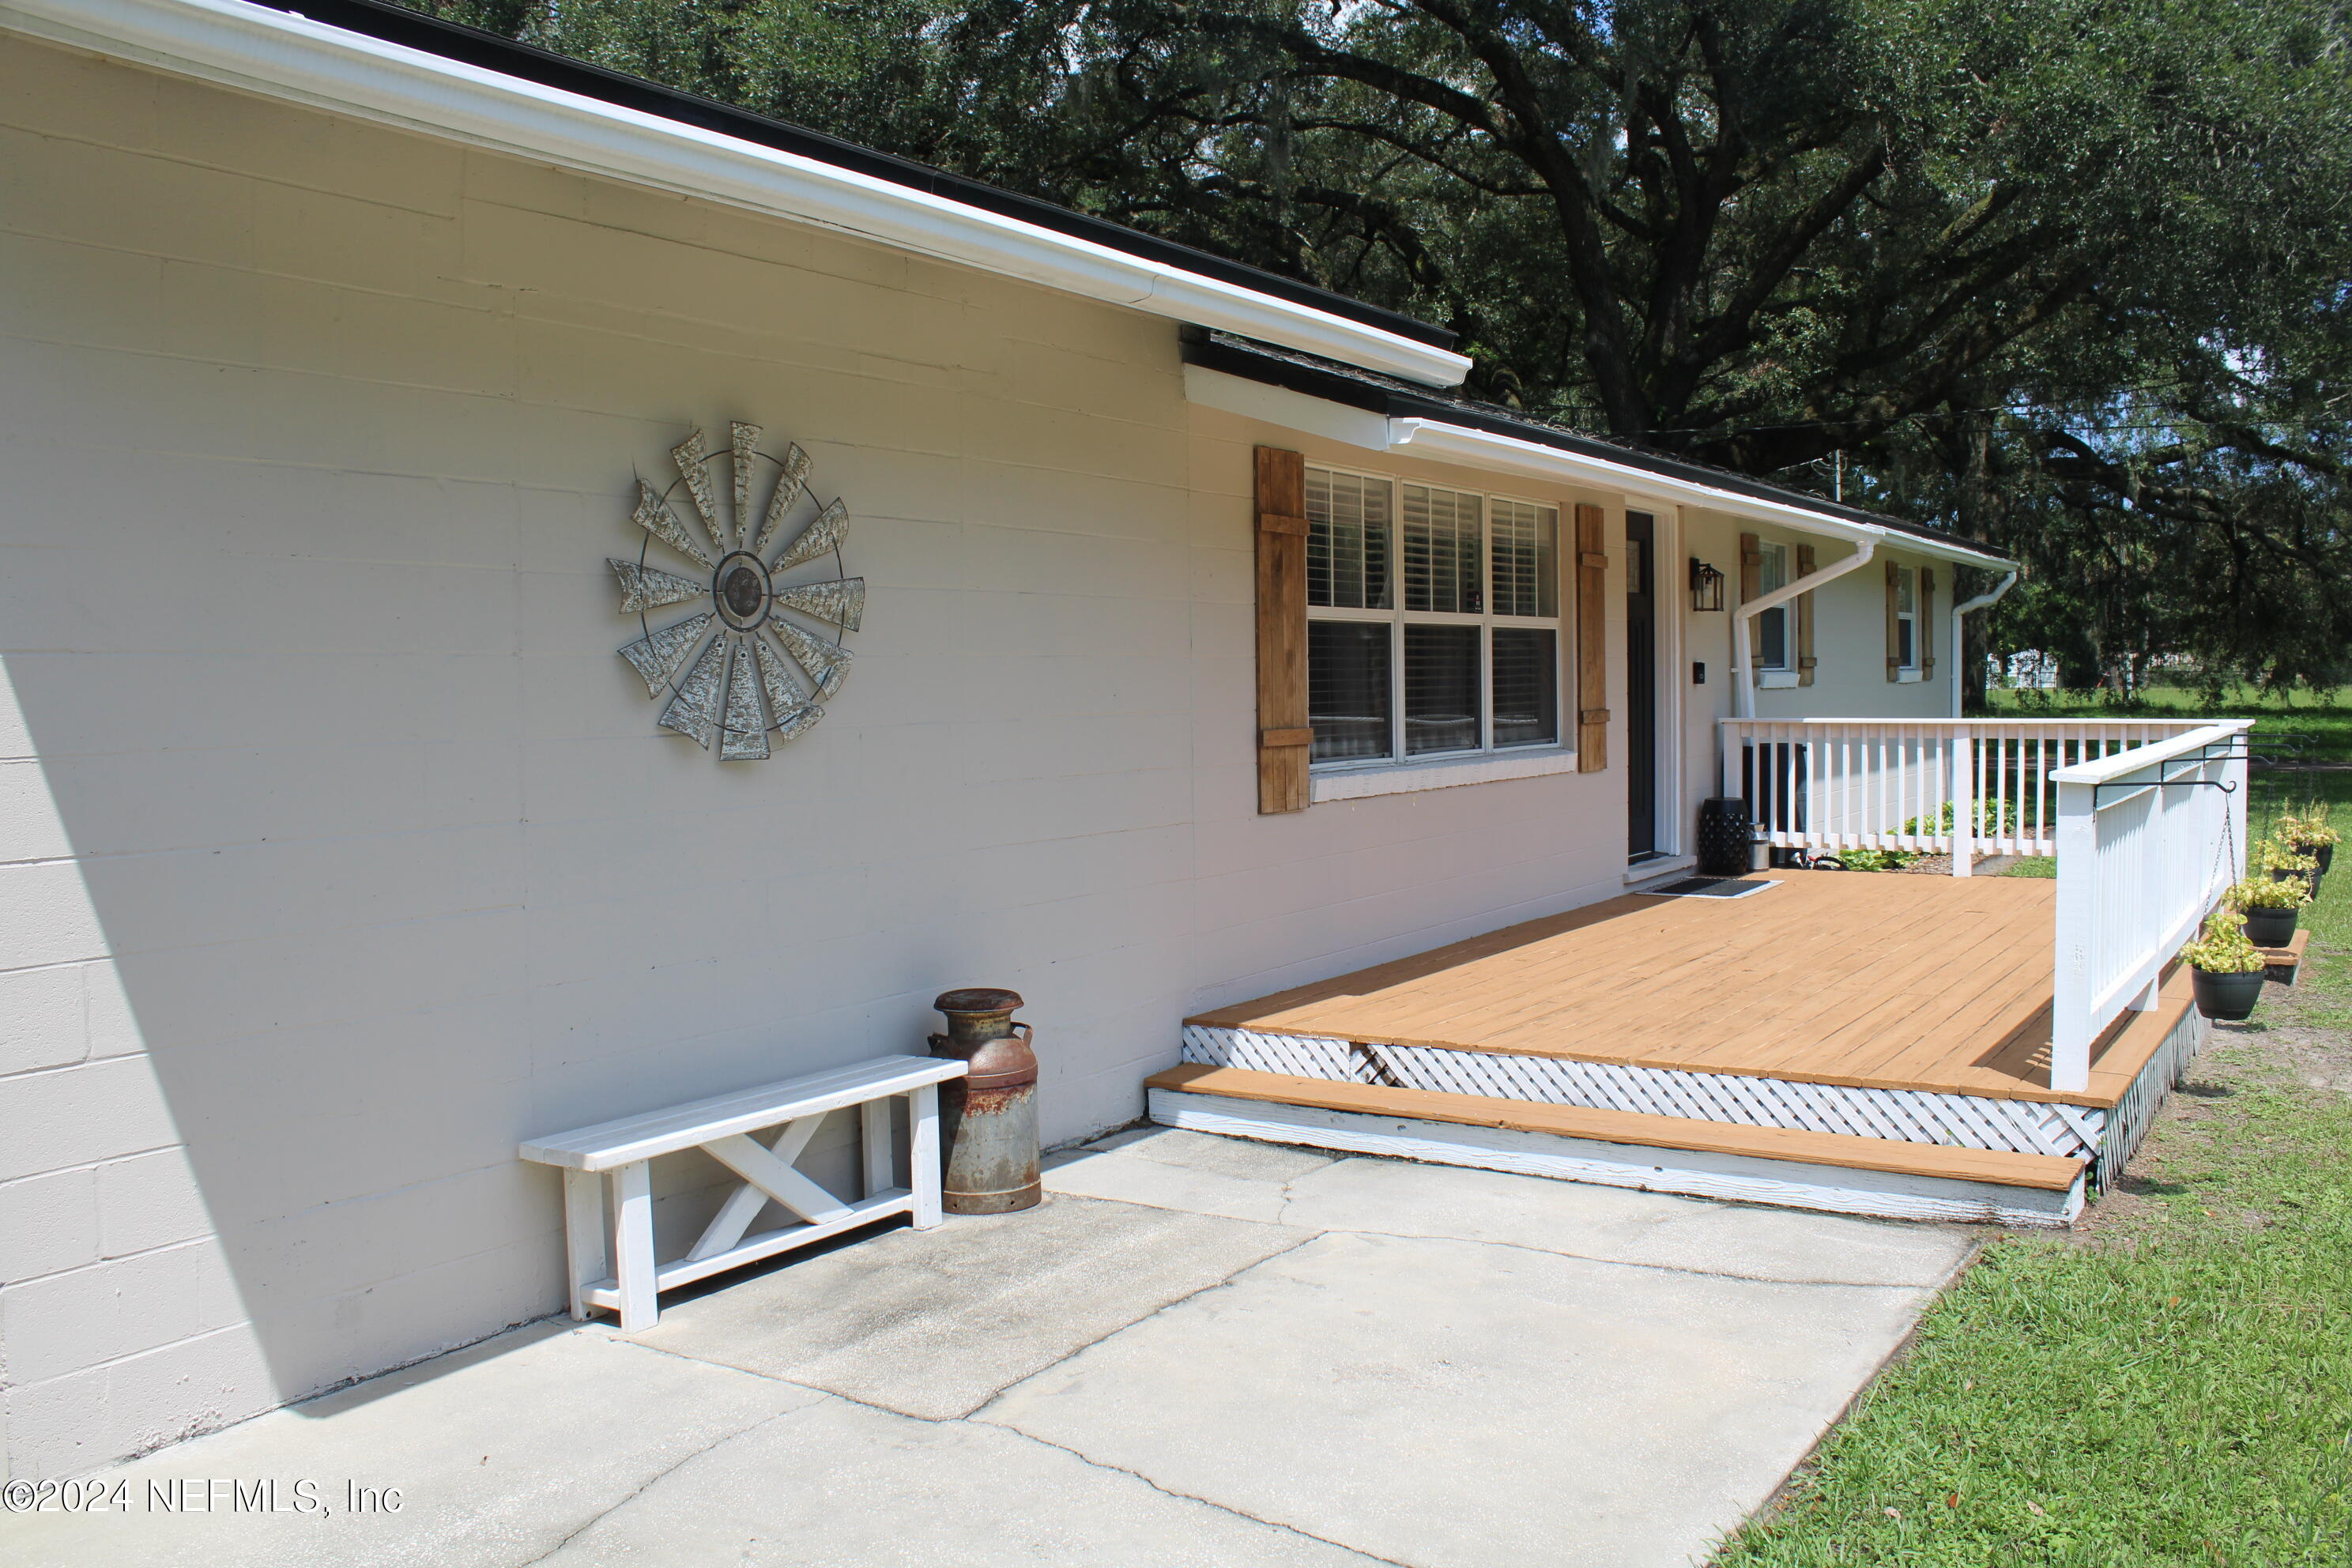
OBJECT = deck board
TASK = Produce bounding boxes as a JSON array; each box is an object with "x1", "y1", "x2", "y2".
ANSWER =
[
  {"x1": 1147, "y1": 1064, "x2": 2087, "y2": 1189},
  {"x1": 1187, "y1": 869, "x2": 2176, "y2": 1107}
]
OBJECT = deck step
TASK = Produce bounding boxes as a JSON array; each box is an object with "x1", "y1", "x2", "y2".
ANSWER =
[
  {"x1": 2260, "y1": 928, "x2": 2310, "y2": 984},
  {"x1": 1147, "y1": 1064, "x2": 2082, "y2": 1189}
]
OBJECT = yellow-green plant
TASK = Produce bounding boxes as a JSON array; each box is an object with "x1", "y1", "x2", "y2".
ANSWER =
[
  {"x1": 2255, "y1": 836, "x2": 2319, "y2": 877},
  {"x1": 2181, "y1": 909, "x2": 2266, "y2": 973},
  {"x1": 2287, "y1": 799, "x2": 2340, "y2": 847},
  {"x1": 2225, "y1": 875, "x2": 2309, "y2": 911}
]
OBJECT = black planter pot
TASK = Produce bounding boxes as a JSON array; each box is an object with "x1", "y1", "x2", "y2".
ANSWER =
[
  {"x1": 2192, "y1": 966, "x2": 2265, "y2": 1021},
  {"x1": 2270, "y1": 866, "x2": 2320, "y2": 901},
  {"x1": 2304, "y1": 842, "x2": 2335, "y2": 876},
  {"x1": 2241, "y1": 905, "x2": 2299, "y2": 948}
]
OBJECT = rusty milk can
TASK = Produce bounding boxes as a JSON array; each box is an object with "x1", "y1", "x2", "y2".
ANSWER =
[{"x1": 927, "y1": 988, "x2": 1040, "y2": 1213}]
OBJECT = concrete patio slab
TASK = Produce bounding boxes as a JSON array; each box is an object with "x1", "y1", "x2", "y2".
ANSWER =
[
  {"x1": 9, "y1": 1133, "x2": 1973, "y2": 1568},
  {"x1": 0, "y1": 1324, "x2": 822, "y2": 1568},
  {"x1": 627, "y1": 1191, "x2": 1310, "y2": 1419},
  {"x1": 535, "y1": 1389, "x2": 1385, "y2": 1567},
  {"x1": 978, "y1": 1227, "x2": 1937, "y2": 1568},
  {"x1": 1041, "y1": 1127, "x2": 1339, "y2": 1223},
  {"x1": 1046, "y1": 1125, "x2": 1976, "y2": 1287}
]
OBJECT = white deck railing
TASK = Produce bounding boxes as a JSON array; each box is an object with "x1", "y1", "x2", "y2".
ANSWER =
[
  {"x1": 1717, "y1": 716, "x2": 2251, "y2": 1095},
  {"x1": 2049, "y1": 722, "x2": 2249, "y2": 1090},
  {"x1": 1720, "y1": 718, "x2": 2217, "y2": 871}
]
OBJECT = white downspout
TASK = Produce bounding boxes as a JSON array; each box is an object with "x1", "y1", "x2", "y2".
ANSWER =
[
  {"x1": 1732, "y1": 539, "x2": 1877, "y2": 720},
  {"x1": 1947, "y1": 570, "x2": 2018, "y2": 718}
]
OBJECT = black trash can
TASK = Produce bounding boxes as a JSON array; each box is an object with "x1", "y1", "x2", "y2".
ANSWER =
[{"x1": 1697, "y1": 797, "x2": 1754, "y2": 877}]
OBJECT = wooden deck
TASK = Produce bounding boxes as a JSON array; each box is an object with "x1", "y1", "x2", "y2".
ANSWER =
[{"x1": 1188, "y1": 869, "x2": 2175, "y2": 1108}]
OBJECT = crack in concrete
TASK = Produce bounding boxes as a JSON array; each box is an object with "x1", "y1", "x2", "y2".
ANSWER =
[
  {"x1": 563, "y1": 1331, "x2": 1405, "y2": 1566},
  {"x1": 941, "y1": 1231, "x2": 1328, "y2": 1417},
  {"x1": 544, "y1": 1156, "x2": 1973, "y2": 1565},
  {"x1": 593, "y1": 1226, "x2": 1325, "y2": 1423},
  {"x1": 511, "y1": 1408, "x2": 797, "y2": 1567},
  {"x1": 987, "y1": 1424, "x2": 1414, "y2": 1568}
]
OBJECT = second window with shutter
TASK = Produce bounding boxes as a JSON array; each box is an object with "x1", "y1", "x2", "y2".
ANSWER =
[{"x1": 1304, "y1": 466, "x2": 1565, "y2": 767}]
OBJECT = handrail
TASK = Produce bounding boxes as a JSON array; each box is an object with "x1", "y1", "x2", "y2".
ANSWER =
[
  {"x1": 2047, "y1": 722, "x2": 2251, "y2": 785},
  {"x1": 1728, "y1": 717, "x2": 2218, "y2": 728},
  {"x1": 1717, "y1": 717, "x2": 2226, "y2": 871},
  {"x1": 2049, "y1": 721, "x2": 2249, "y2": 1092}
]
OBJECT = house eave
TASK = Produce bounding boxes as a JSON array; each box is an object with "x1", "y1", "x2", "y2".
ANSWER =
[
  {"x1": 1182, "y1": 336, "x2": 2018, "y2": 571},
  {"x1": 1, "y1": 0, "x2": 1473, "y2": 390}
]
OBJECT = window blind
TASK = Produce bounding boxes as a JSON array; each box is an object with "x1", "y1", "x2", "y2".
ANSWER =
[
  {"x1": 1306, "y1": 469, "x2": 1391, "y2": 609},
  {"x1": 1488, "y1": 500, "x2": 1558, "y2": 617},
  {"x1": 1401, "y1": 485, "x2": 1481, "y2": 613}
]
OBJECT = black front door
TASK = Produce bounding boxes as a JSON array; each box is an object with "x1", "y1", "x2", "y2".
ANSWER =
[{"x1": 1626, "y1": 511, "x2": 1658, "y2": 858}]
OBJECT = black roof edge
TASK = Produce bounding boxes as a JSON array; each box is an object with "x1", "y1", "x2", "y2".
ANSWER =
[
  {"x1": 1182, "y1": 334, "x2": 2015, "y2": 567},
  {"x1": 244, "y1": 0, "x2": 1457, "y2": 354}
]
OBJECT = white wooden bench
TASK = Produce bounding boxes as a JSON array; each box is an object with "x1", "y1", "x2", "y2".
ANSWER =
[{"x1": 519, "y1": 1054, "x2": 968, "y2": 1330}]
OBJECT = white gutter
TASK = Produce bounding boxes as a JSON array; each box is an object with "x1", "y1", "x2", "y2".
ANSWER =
[
  {"x1": 1947, "y1": 570, "x2": 2018, "y2": 718},
  {"x1": 1730, "y1": 541, "x2": 1877, "y2": 719},
  {"x1": 2, "y1": 0, "x2": 1474, "y2": 390},
  {"x1": 1385, "y1": 417, "x2": 2009, "y2": 571}
]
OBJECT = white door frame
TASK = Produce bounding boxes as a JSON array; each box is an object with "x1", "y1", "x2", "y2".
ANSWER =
[{"x1": 1626, "y1": 500, "x2": 1685, "y2": 858}]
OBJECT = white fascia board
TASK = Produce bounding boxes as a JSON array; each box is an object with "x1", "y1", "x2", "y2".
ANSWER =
[
  {"x1": 1385, "y1": 416, "x2": 2011, "y2": 568},
  {"x1": 1183, "y1": 365, "x2": 1393, "y2": 451},
  {"x1": 3, "y1": 0, "x2": 1474, "y2": 390}
]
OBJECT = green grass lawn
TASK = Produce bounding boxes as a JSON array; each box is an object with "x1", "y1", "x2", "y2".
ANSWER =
[
  {"x1": 1718, "y1": 689, "x2": 2352, "y2": 1567},
  {"x1": 1986, "y1": 683, "x2": 2352, "y2": 767}
]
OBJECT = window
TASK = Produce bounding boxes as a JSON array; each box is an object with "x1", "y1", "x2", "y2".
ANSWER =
[
  {"x1": 1754, "y1": 542, "x2": 1791, "y2": 669},
  {"x1": 1895, "y1": 566, "x2": 1917, "y2": 669},
  {"x1": 1306, "y1": 468, "x2": 1563, "y2": 766}
]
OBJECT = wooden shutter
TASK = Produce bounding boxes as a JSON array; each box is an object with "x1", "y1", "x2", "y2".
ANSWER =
[
  {"x1": 1795, "y1": 543, "x2": 1818, "y2": 687},
  {"x1": 1254, "y1": 447, "x2": 1311, "y2": 813},
  {"x1": 1918, "y1": 567, "x2": 1936, "y2": 677},
  {"x1": 1575, "y1": 503, "x2": 1608, "y2": 770},
  {"x1": 1884, "y1": 560, "x2": 1902, "y2": 680}
]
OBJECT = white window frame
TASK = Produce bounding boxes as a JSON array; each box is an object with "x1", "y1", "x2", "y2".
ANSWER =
[
  {"x1": 1303, "y1": 464, "x2": 1568, "y2": 775},
  {"x1": 1894, "y1": 564, "x2": 1922, "y2": 681},
  {"x1": 1752, "y1": 540, "x2": 1798, "y2": 688}
]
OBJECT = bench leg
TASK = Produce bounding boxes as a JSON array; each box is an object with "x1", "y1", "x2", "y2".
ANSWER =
[
  {"x1": 561, "y1": 1168, "x2": 608, "y2": 1322},
  {"x1": 910, "y1": 1084, "x2": 943, "y2": 1230},
  {"x1": 861, "y1": 1097, "x2": 893, "y2": 1198},
  {"x1": 611, "y1": 1160, "x2": 658, "y2": 1331}
]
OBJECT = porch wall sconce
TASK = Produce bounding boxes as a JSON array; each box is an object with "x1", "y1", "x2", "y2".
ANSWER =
[{"x1": 1689, "y1": 557, "x2": 1727, "y2": 612}]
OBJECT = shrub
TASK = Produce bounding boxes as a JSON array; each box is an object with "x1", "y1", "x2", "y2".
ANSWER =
[
  {"x1": 1900, "y1": 799, "x2": 2022, "y2": 838},
  {"x1": 1830, "y1": 848, "x2": 1917, "y2": 873}
]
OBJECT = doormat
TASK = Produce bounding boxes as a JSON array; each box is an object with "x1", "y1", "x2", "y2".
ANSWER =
[{"x1": 1637, "y1": 877, "x2": 1781, "y2": 899}]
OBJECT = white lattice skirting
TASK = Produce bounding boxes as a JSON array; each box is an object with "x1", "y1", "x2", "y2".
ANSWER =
[
  {"x1": 2090, "y1": 1001, "x2": 2207, "y2": 1189},
  {"x1": 1180, "y1": 1026, "x2": 2109, "y2": 1159}
]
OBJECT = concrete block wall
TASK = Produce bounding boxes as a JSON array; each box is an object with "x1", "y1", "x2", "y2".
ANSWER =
[{"x1": 0, "y1": 33, "x2": 1650, "y2": 1479}]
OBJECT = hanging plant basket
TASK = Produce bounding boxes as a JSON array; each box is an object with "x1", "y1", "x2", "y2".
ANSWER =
[
  {"x1": 2268, "y1": 865, "x2": 2322, "y2": 902},
  {"x1": 2241, "y1": 905, "x2": 2298, "y2": 948},
  {"x1": 2191, "y1": 967, "x2": 2265, "y2": 1021}
]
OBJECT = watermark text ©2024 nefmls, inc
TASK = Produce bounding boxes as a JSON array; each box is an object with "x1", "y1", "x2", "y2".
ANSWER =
[{"x1": 4, "y1": 1476, "x2": 403, "y2": 1515}]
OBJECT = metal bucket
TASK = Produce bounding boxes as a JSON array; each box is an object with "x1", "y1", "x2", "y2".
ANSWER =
[{"x1": 927, "y1": 987, "x2": 1040, "y2": 1214}]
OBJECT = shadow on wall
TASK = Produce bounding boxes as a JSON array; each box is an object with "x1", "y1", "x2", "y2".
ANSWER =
[{"x1": 0, "y1": 563, "x2": 1003, "y2": 1472}]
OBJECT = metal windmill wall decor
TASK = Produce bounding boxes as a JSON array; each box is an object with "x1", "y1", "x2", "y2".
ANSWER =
[{"x1": 612, "y1": 424, "x2": 862, "y2": 760}]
